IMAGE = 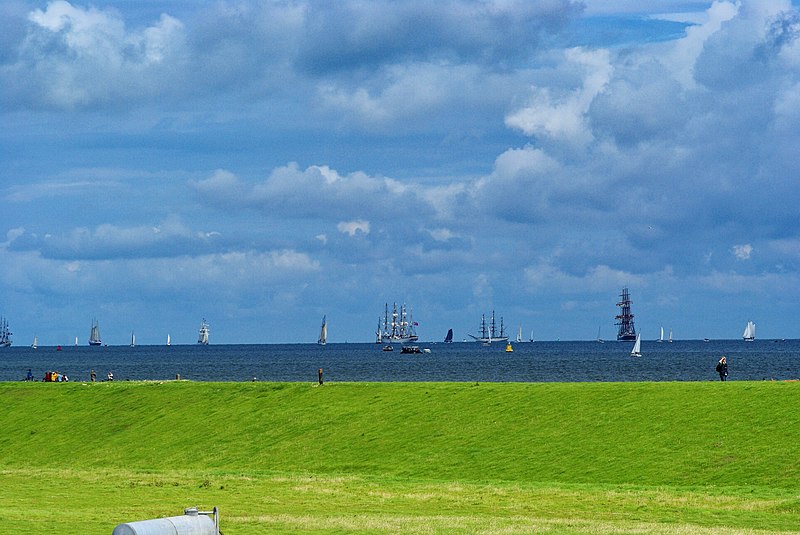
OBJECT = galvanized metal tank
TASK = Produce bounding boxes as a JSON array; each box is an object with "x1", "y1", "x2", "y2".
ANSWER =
[{"x1": 112, "y1": 508, "x2": 217, "y2": 535}]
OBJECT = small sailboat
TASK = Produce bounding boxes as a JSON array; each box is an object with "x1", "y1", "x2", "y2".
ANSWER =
[
  {"x1": 88, "y1": 319, "x2": 102, "y2": 346},
  {"x1": 74, "y1": 336, "x2": 78, "y2": 346},
  {"x1": 657, "y1": 325, "x2": 664, "y2": 343},
  {"x1": 668, "y1": 328, "x2": 673, "y2": 343},
  {"x1": 530, "y1": 330, "x2": 535, "y2": 343},
  {"x1": 130, "y1": 331, "x2": 136, "y2": 348},
  {"x1": 31, "y1": 335, "x2": 38, "y2": 349},
  {"x1": 743, "y1": 320, "x2": 755, "y2": 342},
  {"x1": 516, "y1": 326, "x2": 523, "y2": 343},
  {"x1": 505, "y1": 342, "x2": 513, "y2": 352},
  {"x1": 630, "y1": 333, "x2": 642, "y2": 357},
  {"x1": 318, "y1": 315, "x2": 327, "y2": 345},
  {"x1": 167, "y1": 334, "x2": 171, "y2": 346},
  {"x1": 596, "y1": 326, "x2": 604, "y2": 343},
  {"x1": 198, "y1": 319, "x2": 210, "y2": 345},
  {"x1": 444, "y1": 328, "x2": 453, "y2": 343}
]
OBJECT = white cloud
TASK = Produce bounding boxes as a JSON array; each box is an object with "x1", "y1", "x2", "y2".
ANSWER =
[
  {"x1": 732, "y1": 243, "x2": 753, "y2": 260},
  {"x1": 337, "y1": 220, "x2": 370, "y2": 236}
]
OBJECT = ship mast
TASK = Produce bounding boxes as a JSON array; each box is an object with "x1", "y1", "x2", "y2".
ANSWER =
[{"x1": 615, "y1": 287, "x2": 637, "y2": 341}]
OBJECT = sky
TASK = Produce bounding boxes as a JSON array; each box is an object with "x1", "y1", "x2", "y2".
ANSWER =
[{"x1": 2, "y1": 0, "x2": 800, "y2": 345}]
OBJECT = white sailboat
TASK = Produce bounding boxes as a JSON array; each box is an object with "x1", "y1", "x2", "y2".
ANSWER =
[
  {"x1": 198, "y1": 319, "x2": 210, "y2": 345},
  {"x1": 130, "y1": 331, "x2": 136, "y2": 348},
  {"x1": 88, "y1": 319, "x2": 102, "y2": 346},
  {"x1": 516, "y1": 325, "x2": 523, "y2": 343},
  {"x1": 743, "y1": 320, "x2": 756, "y2": 342},
  {"x1": 31, "y1": 335, "x2": 38, "y2": 349},
  {"x1": 668, "y1": 328, "x2": 673, "y2": 343},
  {"x1": 167, "y1": 334, "x2": 171, "y2": 346},
  {"x1": 318, "y1": 315, "x2": 327, "y2": 345},
  {"x1": 657, "y1": 325, "x2": 664, "y2": 342},
  {"x1": 630, "y1": 333, "x2": 642, "y2": 357}
]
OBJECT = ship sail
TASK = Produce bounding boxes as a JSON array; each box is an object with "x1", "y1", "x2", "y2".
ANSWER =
[
  {"x1": 89, "y1": 319, "x2": 102, "y2": 346},
  {"x1": 318, "y1": 315, "x2": 327, "y2": 345},
  {"x1": 167, "y1": 334, "x2": 171, "y2": 346},
  {"x1": 658, "y1": 326, "x2": 664, "y2": 342},
  {"x1": 198, "y1": 319, "x2": 210, "y2": 345},
  {"x1": 630, "y1": 333, "x2": 642, "y2": 357},
  {"x1": 444, "y1": 328, "x2": 453, "y2": 343},
  {"x1": 130, "y1": 331, "x2": 136, "y2": 347},
  {"x1": 516, "y1": 325, "x2": 523, "y2": 343},
  {"x1": 32, "y1": 335, "x2": 38, "y2": 349},
  {"x1": 743, "y1": 320, "x2": 755, "y2": 341}
]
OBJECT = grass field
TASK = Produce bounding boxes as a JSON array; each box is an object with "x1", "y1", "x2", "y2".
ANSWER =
[{"x1": 1, "y1": 380, "x2": 799, "y2": 533}]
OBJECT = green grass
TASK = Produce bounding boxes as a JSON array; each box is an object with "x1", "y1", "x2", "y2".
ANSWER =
[{"x1": 2, "y1": 380, "x2": 800, "y2": 533}]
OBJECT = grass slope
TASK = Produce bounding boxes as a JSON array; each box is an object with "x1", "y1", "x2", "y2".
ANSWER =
[{"x1": 2, "y1": 380, "x2": 800, "y2": 533}]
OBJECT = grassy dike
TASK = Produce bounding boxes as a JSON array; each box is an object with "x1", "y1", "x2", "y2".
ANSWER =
[{"x1": 1, "y1": 380, "x2": 799, "y2": 533}]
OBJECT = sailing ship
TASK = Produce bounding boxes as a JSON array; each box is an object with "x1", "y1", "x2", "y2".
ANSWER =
[
  {"x1": 596, "y1": 326, "x2": 604, "y2": 343},
  {"x1": 615, "y1": 287, "x2": 637, "y2": 341},
  {"x1": 630, "y1": 333, "x2": 642, "y2": 357},
  {"x1": 468, "y1": 311, "x2": 508, "y2": 343},
  {"x1": 379, "y1": 303, "x2": 418, "y2": 344},
  {"x1": 0, "y1": 317, "x2": 12, "y2": 347},
  {"x1": 197, "y1": 319, "x2": 210, "y2": 345},
  {"x1": 444, "y1": 328, "x2": 453, "y2": 343},
  {"x1": 31, "y1": 335, "x2": 38, "y2": 349},
  {"x1": 167, "y1": 334, "x2": 171, "y2": 346},
  {"x1": 516, "y1": 326, "x2": 523, "y2": 343},
  {"x1": 130, "y1": 331, "x2": 136, "y2": 348},
  {"x1": 668, "y1": 328, "x2": 673, "y2": 343},
  {"x1": 657, "y1": 325, "x2": 664, "y2": 342},
  {"x1": 88, "y1": 319, "x2": 102, "y2": 346},
  {"x1": 743, "y1": 320, "x2": 756, "y2": 342},
  {"x1": 318, "y1": 315, "x2": 328, "y2": 345}
]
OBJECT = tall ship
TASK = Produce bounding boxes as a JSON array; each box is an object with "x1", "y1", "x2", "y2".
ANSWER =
[
  {"x1": 88, "y1": 319, "x2": 102, "y2": 346},
  {"x1": 615, "y1": 287, "x2": 637, "y2": 341},
  {"x1": 197, "y1": 319, "x2": 210, "y2": 345},
  {"x1": 742, "y1": 320, "x2": 756, "y2": 342},
  {"x1": 0, "y1": 317, "x2": 12, "y2": 347},
  {"x1": 468, "y1": 311, "x2": 508, "y2": 343},
  {"x1": 318, "y1": 315, "x2": 328, "y2": 345},
  {"x1": 380, "y1": 303, "x2": 418, "y2": 344}
]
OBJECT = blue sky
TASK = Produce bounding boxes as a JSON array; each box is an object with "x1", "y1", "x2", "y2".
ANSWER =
[{"x1": 2, "y1": 0, "x2": 800, "y2": 345}]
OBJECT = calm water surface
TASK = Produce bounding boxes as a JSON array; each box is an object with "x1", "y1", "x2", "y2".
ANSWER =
[{"x1": 2, "y1": 339, "x2": 799, "y2": 383}]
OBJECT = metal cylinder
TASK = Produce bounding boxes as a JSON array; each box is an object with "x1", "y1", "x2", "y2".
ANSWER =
[{"x1": 112, "y1": 514, "x2": 216, "y2": 535}]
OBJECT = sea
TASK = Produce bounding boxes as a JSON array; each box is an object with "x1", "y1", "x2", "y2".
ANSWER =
[{"x1": 2, "y1": 339, "x2": 799, "y2": 383}]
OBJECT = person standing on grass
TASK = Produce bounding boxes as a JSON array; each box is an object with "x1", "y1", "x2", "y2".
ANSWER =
[{"x1": 716, "y1": 356, "x2": 728, "y2": 381}]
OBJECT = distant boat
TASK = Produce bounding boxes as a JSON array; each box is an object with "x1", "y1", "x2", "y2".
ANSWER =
[
  {"x1": 31, "y1": 335, "x2": 38, "y2": 349},
  {"x1": 743, "y1": 320, "x2": 756, "y2": 342},
  {"x1": 74, "y1": 336, "x2": 78, "y2": 346},
  {"x1": 596, "y1": 326, "x2": 604, "y2": 343},
  {"x1": 615, "y1": 287, "x2": 637, "y2": 341},
  {"x1": 668, "y1": 328, "x2": 673, "y2": 343},
  {"x1": 375, "y1": 318, "x2": 382, "y2": 344},
  {"x1": 167, "y1": 334, "x2": 171, "y2": 346},
  {"x1": 469, "y1": 311, "x2": 508, "y2": 343},
  {"x1": 0, "y1": 317, "x2": 12, "y2": 348},
  {"x1": 130, "y1": 331, "x2": 136, "y2": 348},
  {"x1": 630, "y1": 333, "x2": 642, "y2": 357},
  {"x1": 379, "y1": 303, "x2": 418, "y2": 344},
  {"x1": 657, "y1": 325, "x2": 664, "y2": 343},
  {"x1": 400, "y1": 345, "x2": 422, "y2": 354},
  {"x1": 444, "y1": 328, "x2": 453, "y2": 343},
  {"x1": 318, "y1": 315, "x2": 327, "y2": 345},
  {"x1": 530, "y1": 330, "x2": 535, "y2": 343},
  {"x1": 198, "y1": 319, "x2": 210, "y2": 345},
  {"x1": 88, "y1": 319, "x2": 102, "y2": 346},
  {"x1": 382, "y1": 345, "x2": 393, "y2": 352},
  {"x1": 516, "y1": 326, "x2": 523, "y2": 343}
]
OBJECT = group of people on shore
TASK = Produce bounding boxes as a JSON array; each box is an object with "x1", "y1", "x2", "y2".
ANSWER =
[{"x1": 24, "y1": 368, "x2": 114, "y2": 382}]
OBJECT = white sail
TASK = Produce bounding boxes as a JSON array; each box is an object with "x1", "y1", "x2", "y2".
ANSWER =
[
  {"x1": 743, "y1": 320, "x2": 755, "y2": 341},
  {"x1": 89, "y1": 319, "x2": 102, "y2": 346},
  {"x1": 516, "y1": 325, "x2": 523, "y2": 343},
  {"x1": 630, "y1": 333, "x2": 642, "y2": 357},
  {"x1": 380, "y1": 303, "x2": 419, "y2": 344},
  {"x1": 658, "y1": 326, "x2": 664, "y2": 342},
  {"x1": 198, "y1": 319, "x2": 210, "y2": 345},
  {"x1": 130, "y1": 331, "x2": 135, "y2": 347},
  {"x1": 32, "y1": 335, "x2": 37, "y2": 349},
  {"x1": 167, "y1": 334, "x2": 171, "y2": 346},
  {"x1": 668, "y1": 328, "x2": 673, "y2": 343},
  {"x1": 318, "y1": 315, "x2": 327, "y2": 345}
]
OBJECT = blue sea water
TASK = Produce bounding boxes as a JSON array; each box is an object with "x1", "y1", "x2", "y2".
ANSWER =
[{"x1": 2, "y1": 339, "x2": 799, "y2": 383}]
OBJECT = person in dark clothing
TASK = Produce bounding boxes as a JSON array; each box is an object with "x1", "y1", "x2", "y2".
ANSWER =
[{"x1": 715, "y1": 356, "x2": 728, "y2": 381}]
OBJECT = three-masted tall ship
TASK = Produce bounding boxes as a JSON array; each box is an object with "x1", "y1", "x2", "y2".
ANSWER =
[
  {"x1": 197, "y1": 319, "x2": 210, "y2": 345},
  {"x1": 615, "y1": 287, "x2": 637, "y2": 341},
  {"x1": 469, "y1": 310, "x2": 508, "y2": 343},
  {"x1": 0, "y1": 317, "x2": 12, "y2": 348},
  {"x1": 379, "y1": 303, "x2": 418, "y2": 344},
  {"x1": 88, "y1": 319, "x2": 102, "y2": 346}
]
